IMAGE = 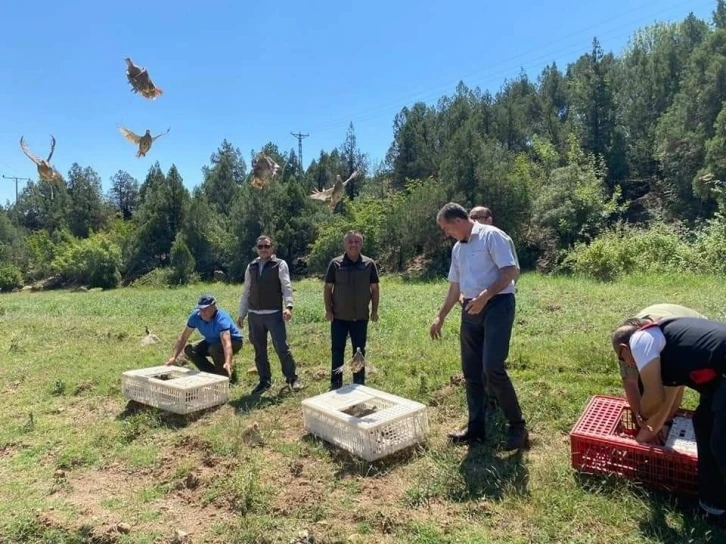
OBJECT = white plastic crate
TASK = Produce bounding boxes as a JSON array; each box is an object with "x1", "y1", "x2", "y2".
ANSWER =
[
  {"x1": 121, "y1": 365, "x2": 229, "y2": 415},
  {"x1": 301, "y1": 384, "x2": 429, "y2": 461},
  {"x1": 665, "y1": 416, "x2": 698, "y2": 455}
]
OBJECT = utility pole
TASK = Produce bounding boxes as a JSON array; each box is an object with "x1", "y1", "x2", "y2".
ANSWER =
[
  {"x1": 290, "y1": 131, "x2": 309, "y2": 177},
  {"x1": 2, "y1": 175, "x2": 32, "y2": 204}
]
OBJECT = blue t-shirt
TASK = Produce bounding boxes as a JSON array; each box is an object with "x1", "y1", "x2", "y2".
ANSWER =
[{"x1": 186, "y1": 308, "x2": 243, "y2": 345}]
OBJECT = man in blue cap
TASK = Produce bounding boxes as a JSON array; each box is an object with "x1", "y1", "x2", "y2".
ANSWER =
[{"x1": 165, "y1": 294, "x2": 243, "y2": 382}]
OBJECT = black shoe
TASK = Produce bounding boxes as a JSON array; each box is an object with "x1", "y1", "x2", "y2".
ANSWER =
[
  {"x1": 447, "y1": 428, "x2": 485, "y2": 445},
  {"x1": 251, "y1": 381, "x2": 271, "y2": 395},
  {"x1": 504, "y1": 425, "x2": 529, "y2": 451}
]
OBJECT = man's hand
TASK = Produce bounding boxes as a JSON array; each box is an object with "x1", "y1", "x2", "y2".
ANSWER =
[
  {"x1": 283, "y1": 309, "x2": 292, "y2": 322},
  {"x1": 223, "y1": 361, "x2": 232, "y2": 377},
  {"x1": 164, "y1": 356, "x2": 177, "y2": 366},
  {"x1": 458, "y1": 294, "x2": 465, "y2": 307},
  {"x1": 236, "y1": 316, "x2": 245, "y2": 328},
  {"x1": 430, "y1": 316, "x2": 444, "y2": 340},
  {"x1": 325, "y1": 310, "x2": 333, "y2": 322},
  {"x1": 371, "y1": 311, "x2": 379, "y2": 322},
  {"x1": 465, "y1": 290, "x2": 490, "y2": 315}
]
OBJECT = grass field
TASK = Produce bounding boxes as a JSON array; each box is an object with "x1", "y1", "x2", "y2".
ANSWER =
[{"x1": 1, "y1": 272, "x2": 725, "y2": 544}]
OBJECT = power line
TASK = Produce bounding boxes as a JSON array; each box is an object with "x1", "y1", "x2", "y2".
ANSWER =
[
  {"x1": 2, "y1": 175, "x2": 31, "y2": 204},
  {"x1": 290, "y1": 132, "x2": 309, "y2": 176}
]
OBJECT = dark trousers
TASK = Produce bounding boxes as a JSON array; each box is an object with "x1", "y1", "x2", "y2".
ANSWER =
[
  {"x1": 460, "y1": 294, "x2": 524, "y2": 435},
  {"x1": 184, "y1": 338, "x2": 243, "y2": 381},
  {"x1": 248, "y1": 312, "x2": 298, "y2": 383},
  {"x1": 331, "y1": 318, "x2": 368, "y2": 387},
  {"x1": 692, "y1": 378, "x2": 726, "y2": 510}
]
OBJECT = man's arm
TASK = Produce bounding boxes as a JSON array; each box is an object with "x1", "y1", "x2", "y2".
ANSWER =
[
  {"x1": 279, "y1": 260, "x2": 294, "y2": 309},
  {"x1": 324, "y1": 284, "x2": 334, "y2": 318},
  {"x1": 238, "y1": 266, "x2": 252, "y2": 322},
  {"x1": 636, "y1": 385, "x2": 680, "y2": 443},
  {"x1": 323, "y1": 260, "x2": 336, "y2": 320},
  {"x1": 430, "y1": 282, "x2": 461, "y2": 340},
  {"x1": 165, "y1": 326, "x2": 194, "y2": 364},
  {"x1": 370, "y1": 261, "x2": 380, "y2": 317},
  {"x1": 465, "y1": 265, "x2": 518, "y2": 314},
  {"x1": 220, "y1": 330, "x2": 233, "y2": 376}
]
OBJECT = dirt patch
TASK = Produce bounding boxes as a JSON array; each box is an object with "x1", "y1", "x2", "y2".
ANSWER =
[{"x1": 48, "y1": 456, "x2": 237, "y2": 541}]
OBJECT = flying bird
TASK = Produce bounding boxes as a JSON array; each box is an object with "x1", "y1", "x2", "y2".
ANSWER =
[
  {"x1": 20, "y1": 135, "x2": 62, "y2": 181},
  {"x1": 250, "y1": 153, "x2": 281, "y2": 189},
  {"x1": 118, "y1": 126, "x2": 170, "y2": 157},
  {"x1": 310, "y1": 170, "x2": 359, "y2": 209},
  {"x1": 333, "y1": 347, "x2": 376, "y2": 377},
  {"x1": 125, "y1": 58, "x2": 164, "y2": 100}
]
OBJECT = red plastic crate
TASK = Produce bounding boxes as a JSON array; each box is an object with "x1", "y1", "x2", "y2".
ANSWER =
[{"x1": 569, "y1": 395, "x2": 698, "y2": 496}]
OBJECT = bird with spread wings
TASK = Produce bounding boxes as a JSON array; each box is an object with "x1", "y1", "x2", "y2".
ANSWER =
[
  {"x1": 309, "y1": 170, "x2": 359, "y2": 209},
  {"x1": 20, "y1": 135, "x2": 62, "y2": 181},
  {"x1": 250, "y1": 153, "x2": 282, "y2": 189},
  {"x1": 125, "y1": 58, "x2": 164, "y2": 100},
  {"x1": 118, "y1": 126, "x2": 170, "y2": 157}
]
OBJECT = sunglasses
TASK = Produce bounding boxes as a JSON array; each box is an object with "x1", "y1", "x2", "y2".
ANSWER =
[{"x1": 257, "y1": 244, "x2": 271, "y2": 249}]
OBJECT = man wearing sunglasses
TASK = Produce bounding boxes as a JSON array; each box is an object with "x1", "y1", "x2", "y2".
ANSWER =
[{"x1": 238, "y1": 235, "x2": 302, "y2": 395}]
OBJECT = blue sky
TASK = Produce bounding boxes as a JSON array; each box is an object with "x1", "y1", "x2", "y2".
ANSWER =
[{"x1": 0, "y1": 0, "x2": 715, "y2": 206}]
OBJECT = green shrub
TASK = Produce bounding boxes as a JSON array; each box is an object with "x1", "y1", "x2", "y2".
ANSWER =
[
  {"x1": 51, "y1": 233, "x2": 123, "y2": 289},
  {"x1": 0, "y1": 263, "x2": 23, "y2": 292},
  {"x1": 560, "y1": 222, "x2": 696, "y2": 281}
]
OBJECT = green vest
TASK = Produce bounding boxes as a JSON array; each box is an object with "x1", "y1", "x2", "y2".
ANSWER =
[{"x1": 248, "y1": 258, "x2": 283, "y2": 311}]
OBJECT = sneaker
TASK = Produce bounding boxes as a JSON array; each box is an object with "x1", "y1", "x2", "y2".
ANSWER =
[
  {"x1": 287, "y1": 379, "x2": 303, "y2": 392},
  {"x1": 251, "y1": 381, "x2": 271, "y2": 395}
]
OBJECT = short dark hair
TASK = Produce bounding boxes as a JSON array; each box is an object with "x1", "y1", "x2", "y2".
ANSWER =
[
  {"x1": 436, "y1": 202, "x2": 469, "y2": 223},
  {"x1": 256, "y1": 234, "x2": 275, "y2": 246},
  {"x1": 469, "y1": 206, "x2": 492, "y2": 220}
]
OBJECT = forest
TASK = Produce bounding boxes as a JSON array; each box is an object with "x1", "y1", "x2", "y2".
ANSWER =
[{"x1": 2, "y1": 2, "x2": 726, "y2": 290}]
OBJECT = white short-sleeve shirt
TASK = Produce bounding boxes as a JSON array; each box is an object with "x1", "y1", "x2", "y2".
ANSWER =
[
  {"x1": 447, "y1": 222, "x2": 517, "y2": 299},
  {"x1": 629, "y1": 327, "x2": 666, "y2": 371}
]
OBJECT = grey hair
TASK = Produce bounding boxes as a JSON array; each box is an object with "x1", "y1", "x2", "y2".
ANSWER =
[
  {"x1": 343, "y1": 230, "x2": 364, "y2": 243},
  {"x1": 612, "y1": 318, "x2": 651, "y2": 347},
  {"x1": 436, "y1": 202, "x2": 469, "y2": 223}
]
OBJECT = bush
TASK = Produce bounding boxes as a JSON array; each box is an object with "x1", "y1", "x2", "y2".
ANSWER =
[
  {"x1": 129, "y1": 267, "x2": 174, "y2": 288},
  {"x1": 51, "y1": 233, "x2": 123, "y2": 289},
  {"x1": 559, "y1": 222, "x2": 697, "y2": 281},
  {"x1": 0, "y1": 264, "x2": 23, "y2": 292}
]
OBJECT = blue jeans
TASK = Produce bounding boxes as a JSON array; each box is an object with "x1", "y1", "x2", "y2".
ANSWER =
[{"x1": 248, "y1": 312, "x2": 297, "y2": 383}]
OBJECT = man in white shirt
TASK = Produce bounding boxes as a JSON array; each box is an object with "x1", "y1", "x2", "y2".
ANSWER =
[
  {"x1": 430, "y1": 202, "x2": 529, "y2": 450},
  {"x1": 238, "y1": 235, "x2": 302, "y2": 395}
]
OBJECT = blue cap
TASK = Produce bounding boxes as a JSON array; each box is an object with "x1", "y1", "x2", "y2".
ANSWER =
[{"x1": 196, "y1": 294, "x2": 216, "y2": 309}]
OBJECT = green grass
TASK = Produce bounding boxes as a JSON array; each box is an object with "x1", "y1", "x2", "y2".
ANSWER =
[{"x1": 1, "y1": 272, "x2": 725, "y2": 543}]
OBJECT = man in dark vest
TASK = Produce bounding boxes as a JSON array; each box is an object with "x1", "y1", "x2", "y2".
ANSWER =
[
  {"x1": 238, "y1": 235, "x2": 302, "y2": 395},
  {"x1": 324, "y1": 230, "x2": 380, "y2": 389},
  {"x1": 613, "y1": 317, "x2": 726, "y2": 523}
]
